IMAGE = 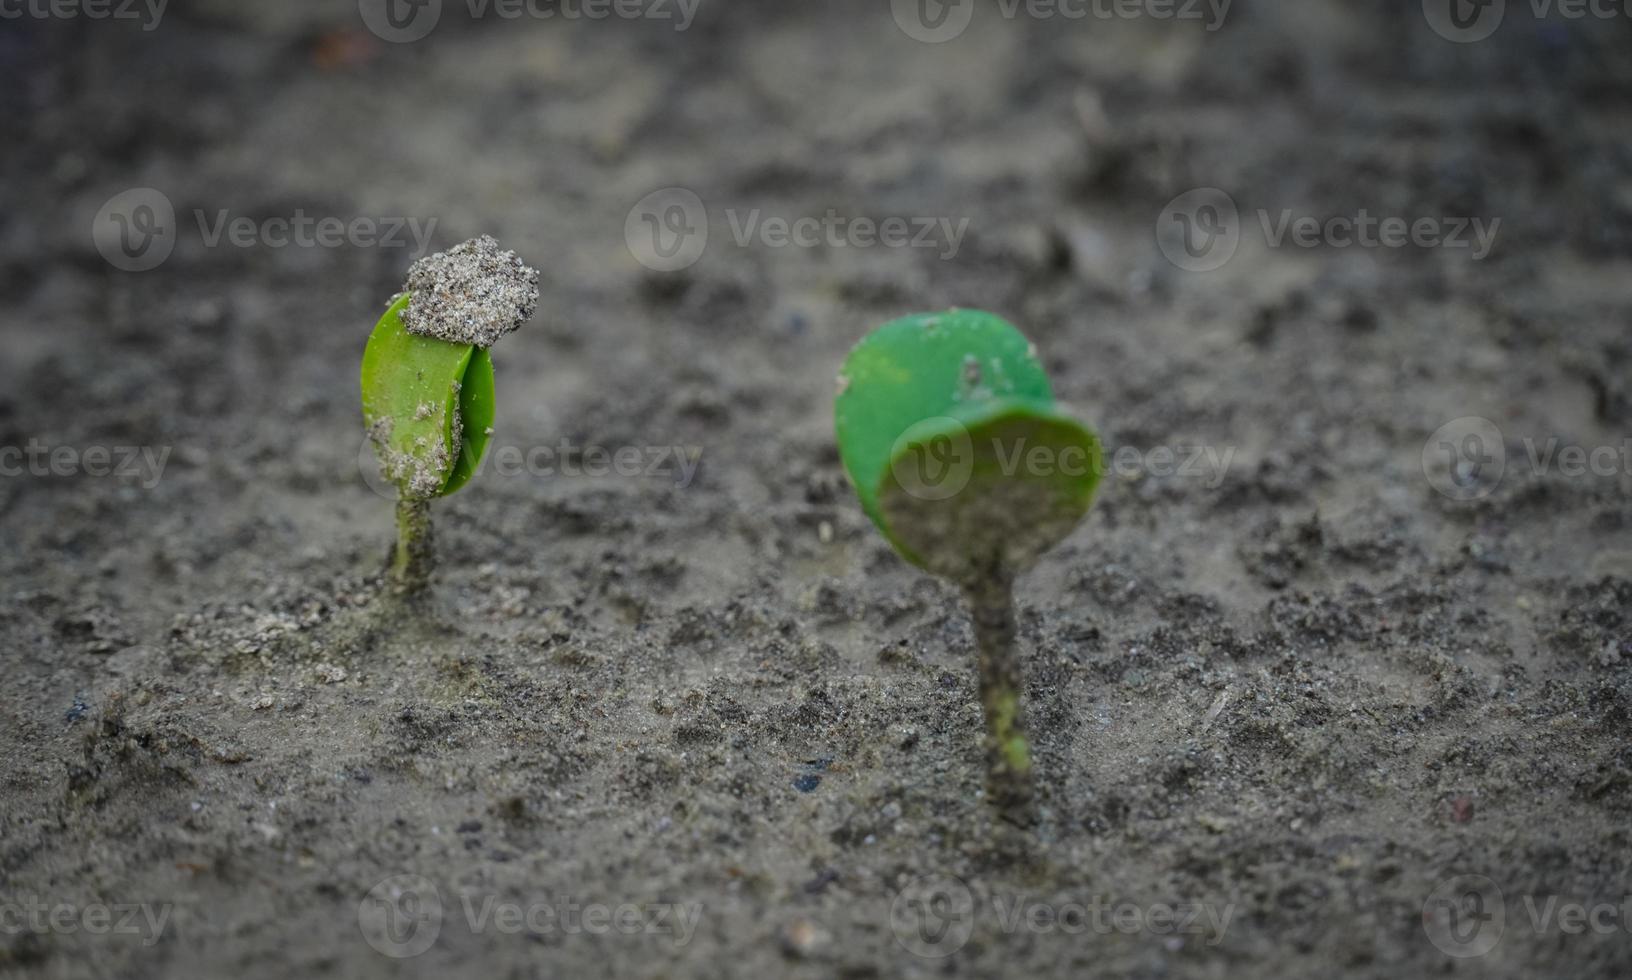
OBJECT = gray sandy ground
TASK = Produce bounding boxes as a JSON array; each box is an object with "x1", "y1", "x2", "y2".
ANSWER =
[{"x1": 2, "y1": 1, "x2": 1630, "y2": 977}]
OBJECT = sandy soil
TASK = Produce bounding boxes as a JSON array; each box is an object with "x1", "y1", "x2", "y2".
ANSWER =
[{"x1": 3, "y1": 1, "x2": 1631, "y2": 977}]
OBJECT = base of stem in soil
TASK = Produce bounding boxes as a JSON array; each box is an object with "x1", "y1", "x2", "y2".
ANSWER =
[{"x1": 390, "y1": 496, "x2": 435, "y2": 594}]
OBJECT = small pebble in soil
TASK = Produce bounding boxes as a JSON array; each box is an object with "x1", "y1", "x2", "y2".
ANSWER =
[
  {"x1": 793, "y1": 757, "x2": 833, "y2": 792},
  {"x1": 780, "y1": 918, "x2": 824, "y2": 958}
]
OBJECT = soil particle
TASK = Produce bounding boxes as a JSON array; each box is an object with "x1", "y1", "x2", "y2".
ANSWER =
[{"x1": 400, "y1": 236, "x2": 541, "y2": 349}]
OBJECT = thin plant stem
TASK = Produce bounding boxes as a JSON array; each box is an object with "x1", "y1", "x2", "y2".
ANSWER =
[
  {"x1": 964, "y1": 572, "x2": 1035, "y2": 824},
  {"x1": 390, "y1": 496, "x2": 434, "y2": 593}
]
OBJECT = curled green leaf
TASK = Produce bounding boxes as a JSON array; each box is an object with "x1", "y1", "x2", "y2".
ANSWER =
[
  {"x1": 361, "y1": 293, "x2": 496, "y2": 500},
  {"x1": 834, "y1": 309, "x2": 1102, "y2": 586}
]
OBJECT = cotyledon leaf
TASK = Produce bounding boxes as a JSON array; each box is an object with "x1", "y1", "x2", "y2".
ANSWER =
[
  {"x1": 360, "y1": 293, "x2": 495, "y2": 499},
  {"x1": 834, "y1": 310, "x2": 1103, "y2": 585},
  {"x1": 441, "y1": 347, "x2": 493, "y2": 496}
]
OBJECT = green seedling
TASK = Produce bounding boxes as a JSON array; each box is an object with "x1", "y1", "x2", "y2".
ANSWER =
[
  {"x1": 361, "y1": 236, "x2": 539, "y2": 593},
  {"x1": 835, "y1": 310, "x2": 1103, "y2": 822}
]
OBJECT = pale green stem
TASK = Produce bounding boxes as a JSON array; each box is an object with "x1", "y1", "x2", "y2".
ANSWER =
[
  {"x1": 964, "y1": 572, "x2": 1035, "y2": 824},
  {"x1": 390, "y1": 496, "x2": 434, "y2": 594}
]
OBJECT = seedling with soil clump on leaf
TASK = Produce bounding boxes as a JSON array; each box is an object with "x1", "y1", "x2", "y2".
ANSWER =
[
  {"x1": 361, "y1": 235, "x2": 540, "y2": 593},
  {"x1": 835, "y1": 310, "x2": 1103, "y2": 824}
]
